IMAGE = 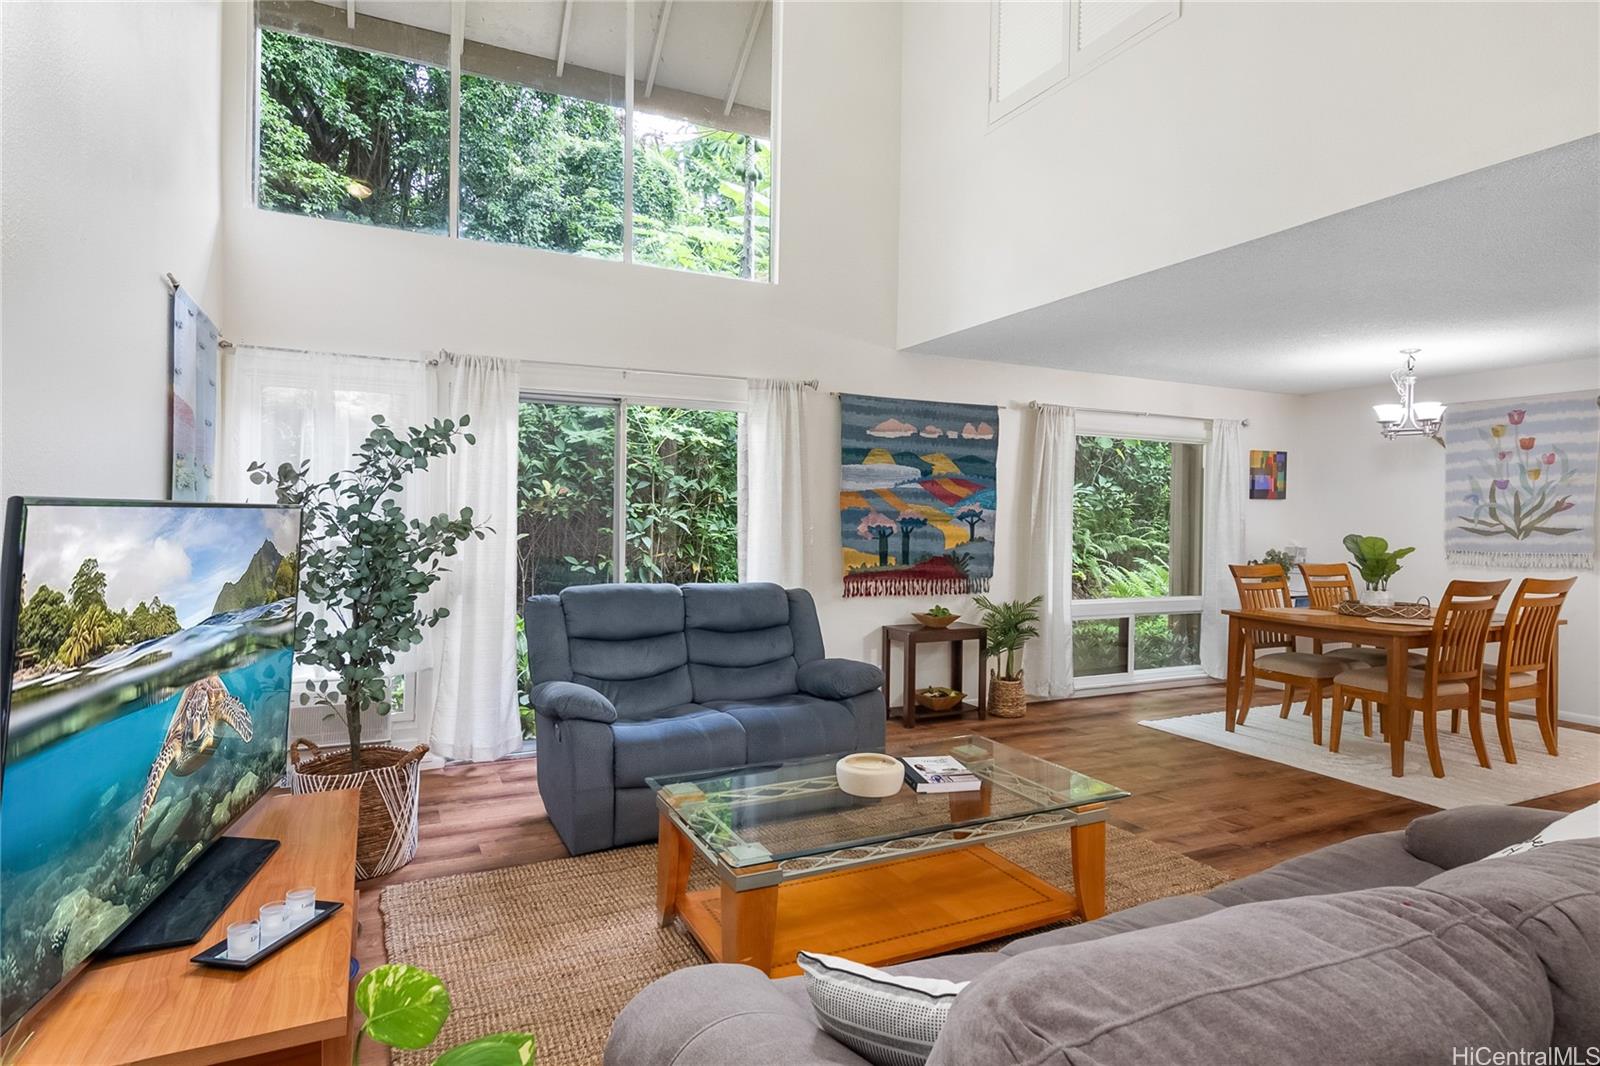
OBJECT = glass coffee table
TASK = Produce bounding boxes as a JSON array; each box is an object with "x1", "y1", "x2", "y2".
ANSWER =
[{"x1": 649, "y1": 734, "x2": 1129, "y2": 977}]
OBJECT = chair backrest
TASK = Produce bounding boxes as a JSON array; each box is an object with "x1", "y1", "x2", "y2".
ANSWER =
[
  {"x1": 1498, "y1": 576, "x2": 1577, "y2": 676},
  {"x1": 683, "y1": 583, "x2": 824, "y2": 703},
  {"x1": 1426, "y1": 579, "x2": 1510, "y2": 684},
  {"x1": 1229, "y1": 564, "x2": 1293, "y2": 649},
  {"x1": 1298, "y1": 563, "x2": 1358, "y2": 610}
]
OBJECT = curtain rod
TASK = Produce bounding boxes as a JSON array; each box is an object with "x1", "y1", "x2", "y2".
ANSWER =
[
  {"x1": 228, "y1": 341, "x2": 438, "y2": 366},
  {"x1": 1023, "y1": 401, "x2": 1249, "y2": 427}
]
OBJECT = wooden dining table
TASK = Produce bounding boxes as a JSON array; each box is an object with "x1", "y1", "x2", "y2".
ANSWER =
[{"x1": 1222, "y1": 606, "x2": 1564, "y2": 778}]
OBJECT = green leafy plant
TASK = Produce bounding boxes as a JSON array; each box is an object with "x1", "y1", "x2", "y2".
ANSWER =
[
  {"x1": 1341, "y1": 534, "x2": 1415, "y2": 592},
  {"x1": 972, "y1": 596, "x2": 1043, "y2": 682},
  {"x1": 251, "y1": 415, "x2": 488, "y2": 771},
  {"x1": 924, "y1": 604, "x2": 954, "y2": 618},
  {"x1": 354, "y1": 963, "x2": 535, "y2": 1066},
  {"x1": 1260, "y1": 548, "x2": 1297, "y2": 572}
]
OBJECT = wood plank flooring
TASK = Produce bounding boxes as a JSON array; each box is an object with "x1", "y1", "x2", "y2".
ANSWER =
[{"x1": 352, "y1": 683, "x2": 1598, "y2": 1060}]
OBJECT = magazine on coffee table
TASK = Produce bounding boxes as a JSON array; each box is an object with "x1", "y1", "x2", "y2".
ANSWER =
[{"x1": 901, "y1": 755, "x2": 981, "y2": 793}]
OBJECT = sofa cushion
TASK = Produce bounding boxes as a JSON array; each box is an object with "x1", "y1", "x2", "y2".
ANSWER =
[
  {"x1": 929, "y1": 886, "x2": 1554, "y2": 1066},
  {"x1": 705, "y1": 694, "x2": 859, "y2": 762},
  {"x1": 798, "y1": 659, "x2": 886, "y2": 701},
  {"x1": 562, "y1": 582, "x2": 685, "y2": 639},
  {"x1": 1000, "y1": 896, "x2": 1225, "y2": 955},
  {"x1": 1418, "y1": 839, "x2": 1600, "y2": 1052},
  {"x1": 684, "y1": 581, "x2": 792, "y2": 630},
  {"x1": 1206, "y1": 830, "x2": 1442, "y2": 906},
  {"x1": 560, "y1": 585, "x2": 694, "y2": 718},
  {"x1": 611, "y1": 706, "x2": 747, "y2": 788},
  {"x1": 1404, "y1": 805, "x2": 1566, "y2": 869}
]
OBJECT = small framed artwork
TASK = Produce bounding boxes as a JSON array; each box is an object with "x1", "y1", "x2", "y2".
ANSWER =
[{"x1": 1250, "y1": 450, "x2": 1287, "y2": 499}]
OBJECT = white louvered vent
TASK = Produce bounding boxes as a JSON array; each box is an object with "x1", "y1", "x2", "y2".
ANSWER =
[
  {"x1": 995, "y1": 0, "x2": 1067, "y2": 100},
  {"x1": 1078, "y1": 1, "x2": 1144, "y2": 49}
]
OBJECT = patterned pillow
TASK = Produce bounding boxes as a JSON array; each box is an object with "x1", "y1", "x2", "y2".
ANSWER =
[
  {"x1": 1484, "y1": 802, "x2": 1600, "y2": 859},
  {"x1": 796, "y1": 951, "x2": 968, "y2": 1066}
]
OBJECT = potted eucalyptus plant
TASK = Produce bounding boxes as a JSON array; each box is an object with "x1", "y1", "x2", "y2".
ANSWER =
[
  {"x1": 1341, "y1": 533, "x2": 1415, "y2": 606},
  {"x1": 973, "y1": 595, "x2": 1042, "y2": 718},
  {"x1": 251, "y1": 414, "x2": 487, "y2": 879}
]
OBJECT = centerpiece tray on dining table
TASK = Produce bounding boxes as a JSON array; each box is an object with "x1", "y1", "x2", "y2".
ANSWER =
[{"x1": 1335, "y1": 601, "x2": 1431, "y2": 620}]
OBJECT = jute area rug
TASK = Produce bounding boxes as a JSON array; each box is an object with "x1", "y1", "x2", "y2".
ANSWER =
[
  {"x1": 1141, "y1": 705, "x2": 1600, "y2": 808},
  {"x1": 380, "y1": 827, "x2": 1226, "y2": 1066}
]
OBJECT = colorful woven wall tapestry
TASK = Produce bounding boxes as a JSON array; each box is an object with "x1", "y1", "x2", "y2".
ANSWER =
[
  {"x1": 1445, "y1": 389, "x2": 1598, "y2": 569},
  {"x1": 839, "y1": 394, "x2": 998, "y2": 597}
]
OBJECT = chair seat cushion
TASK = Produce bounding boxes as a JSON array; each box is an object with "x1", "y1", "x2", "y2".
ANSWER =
[
  {"x1": 612, "y1": 706, "x2": 748, "y2": 788},
  {"x1": 1484, "y1": 662, "x2": 1539, "y2": 688},
  {"x1": 704, "y1": 694, "x2": 859, "y2": 762},
  {"x1": 1326, "y1": 646, "x2": 1387, "y2": 666},
  {"x1": 1335, "y1": 665, "x2": 1469, "y2": 698},
  {"x1": 1254, "y1": 651, "x2": 1346, "y2": 679}
]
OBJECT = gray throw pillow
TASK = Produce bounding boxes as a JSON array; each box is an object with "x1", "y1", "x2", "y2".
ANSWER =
[{"x1": 797, "y1": 951, "x2": 967, "y2": 1066}]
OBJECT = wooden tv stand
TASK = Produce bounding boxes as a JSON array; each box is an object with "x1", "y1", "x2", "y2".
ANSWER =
[{"x1": 17, "y1": 790, "x2": 360, "y2": 1066}]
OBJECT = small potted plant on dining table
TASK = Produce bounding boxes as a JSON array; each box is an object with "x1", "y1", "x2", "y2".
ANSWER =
[
  {"x1": 973, "y1": 595, "x2": 1041, "y2": 718},
  {"x1": 1342, "y1": 533, "x2": 1415, "y2": 606}
]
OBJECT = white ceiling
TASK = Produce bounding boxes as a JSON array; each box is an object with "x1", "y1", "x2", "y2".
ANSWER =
[
  {"x1": 313, "y1": 0, "x2": 772, "y2": 109},
  {"x1": 910, "y1": 136, "x2": 1600, "y2": 395}
]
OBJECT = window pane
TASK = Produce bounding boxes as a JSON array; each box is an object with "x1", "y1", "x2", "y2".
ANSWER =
[
  {"x1": 459, "y1": 75, "x2": 625, "y2": 258},
  {"x1": 1073, "y1": 619, "x2": 1129, "y2": 677},
  {"x1": 257, "y1": 30, "x2": 449, "y2": 233},
  {"x1": 516, "y1": 401, "x2": 617, "y2": 599},
  {"x1": 632, "y1": 114, "x2": 772, "y2": 280},
  {"x1": 1073, "y1": 437, "x2": 1204, "y2": 598},
  {"x1": 1133, "y1": 613, "x2": 1201, "y2": 670},
  {"x1": 624, "y1": 406, "x2": 740, "y2": 583}
]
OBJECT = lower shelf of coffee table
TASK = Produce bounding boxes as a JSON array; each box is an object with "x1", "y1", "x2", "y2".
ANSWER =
[{"x1": 676, "y1": 844, "x2": 1075, "y2": 978}]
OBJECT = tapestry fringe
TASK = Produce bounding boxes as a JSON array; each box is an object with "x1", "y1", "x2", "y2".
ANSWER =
[
  {"x1": 842, "y1": 576, "x2": 992, "y2": 598},
  {"x1": 1445, "y1": 550, "x2": 1594, "y2": 571}
]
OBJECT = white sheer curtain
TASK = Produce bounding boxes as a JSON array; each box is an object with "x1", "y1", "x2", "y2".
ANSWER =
[
  {"x1": 1199, "y1": 418, "x2": 1247, "y2": 678},
  {"x1": 1024, "y1": 404, "x2": 1076, "y2": 699},
  {"x1": 740, "y1": 378, "x2": 808, "y2": 587},
  {"x1": 426, "y1": 352, "x2": 522, "y2": 763}
]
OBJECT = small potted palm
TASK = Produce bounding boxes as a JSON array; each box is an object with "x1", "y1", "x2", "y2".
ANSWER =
[
  {"x1": 251, "y1": 415, "x2": 487, "y2": 880},
  {"x1": 973, "y1": 595, "x2": 1041, "y2": 718}
]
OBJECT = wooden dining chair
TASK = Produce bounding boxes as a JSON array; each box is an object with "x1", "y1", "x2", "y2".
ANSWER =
[
  {"x1": 1330, "y1": 579, "x2": 1509, "y2": 777},
  {"x1": 1229, "y1": 564, "x2": 1347, "y2": 745},
  {"x1": 1478, "y1": 576, "x2": 1575, "y2": 763},
  {"x1": 1297, "y1": 563, "x2": 1387, "y2": 666}
]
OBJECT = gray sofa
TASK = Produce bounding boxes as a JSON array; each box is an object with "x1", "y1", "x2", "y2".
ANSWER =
[
  {"x1": 606, "y1": 805, "x2": 1599, "y2": 1064},
  {"x1": 524, "y1": 582, "x2": 885, "y2": 855}
]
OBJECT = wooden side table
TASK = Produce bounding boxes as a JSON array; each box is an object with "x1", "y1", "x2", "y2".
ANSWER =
[{"x1": 881, "y1": 623, "x2": 988, "y2": 728}]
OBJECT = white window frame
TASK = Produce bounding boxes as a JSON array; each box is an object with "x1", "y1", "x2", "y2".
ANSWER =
[
  {"x1": 1071, "y1": 412, "x2": 1207, "y2": 690},
  {"x1": 989, "y1": 0, "x2": 1181, "y2": 125}
]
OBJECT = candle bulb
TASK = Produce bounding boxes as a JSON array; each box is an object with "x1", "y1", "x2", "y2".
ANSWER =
[
  {"x1": 226, "y1": 921, "x2": 260, "y2": 961},
  {"x1": 285, "y1": 888, "x2": 316, "y2": 927},
  {"x1": 259, "y1": 902, "x2": 290, "y2": 945}
]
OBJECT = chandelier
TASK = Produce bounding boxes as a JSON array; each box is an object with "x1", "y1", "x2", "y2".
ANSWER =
[{"x1": 1373, "y1": 349, "x2": 1446, "y2": 440}]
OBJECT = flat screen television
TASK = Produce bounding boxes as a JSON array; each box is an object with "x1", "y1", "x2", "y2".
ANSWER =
[{"x1": 0, "y1": 498, "x2": 301, "y2": 1034}]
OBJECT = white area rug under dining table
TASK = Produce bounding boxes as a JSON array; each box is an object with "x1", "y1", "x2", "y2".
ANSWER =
[{"x1": 1141, "y1": 704, "x2": 1600, "y2": 808}]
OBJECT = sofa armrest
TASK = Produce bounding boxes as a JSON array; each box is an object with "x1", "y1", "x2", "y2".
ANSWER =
[
  {"x1": 798, "y1": 658, "x2": 884, "y2": 701},
  {"x1": 530, "y1": 681, "x2": 619, "y2": 724},
  {"x1": 1404, "y1": 804, "x2": 1564, "y2": 869},
  {"x1": 604, "y1": 964, "x2": 872, "y2": 1066}
]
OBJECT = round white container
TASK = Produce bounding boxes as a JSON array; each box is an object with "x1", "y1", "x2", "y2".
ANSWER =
[{"x1": 835, "y1": 753, "x2": 903, "y2": 798}]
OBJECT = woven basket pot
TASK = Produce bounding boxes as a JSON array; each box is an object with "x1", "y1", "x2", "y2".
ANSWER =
[
  {"x1": 288, "y1": 739, "x2": 427, "y2": 881},
  {"x1": 989, "y1": 672, "x2": 1027, "y2": 718}
]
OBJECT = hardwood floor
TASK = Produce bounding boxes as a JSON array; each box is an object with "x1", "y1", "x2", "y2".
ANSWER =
[{"x1": 352, "y1": 682, "x2": 1597, "y2": 1057}]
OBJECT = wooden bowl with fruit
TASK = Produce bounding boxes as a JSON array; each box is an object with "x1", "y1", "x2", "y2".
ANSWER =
[
  {"x1": 916, "y1": 686, "x2": 966, "y2": 712},
  {"x1": 912, "y1": 605, "x2": 959, "y2": 629}
]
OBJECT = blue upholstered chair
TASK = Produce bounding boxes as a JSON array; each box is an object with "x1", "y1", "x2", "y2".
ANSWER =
[{"x1": 523, "y1": 582, "x2": 887, "y2": 855}]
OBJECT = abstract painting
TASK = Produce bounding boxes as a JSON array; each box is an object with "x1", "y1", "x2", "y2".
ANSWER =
[
  {"x1": 1446, "y1": 390, "x2": 1598, "y2": 569},
  {"x1": 170, "y1": 287, "x2": 220, "y2": 501},
  {"x1": 839, "y1": 394, "x2": 998, "y2": 596},
  {"x1": 1249, "y1": 450, "x2": 1287, "y2": 500}
]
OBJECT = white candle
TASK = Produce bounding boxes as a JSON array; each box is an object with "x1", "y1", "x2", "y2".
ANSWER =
[
  {"x1": 226, "y1": 921, "x2": 260, "y2": 961},
  {"x1": 285, "y1": 888, "x2": 316, "y2": 926},
  {"x1": 259, "y1": 902, "x2": 291, "y2": 945}
]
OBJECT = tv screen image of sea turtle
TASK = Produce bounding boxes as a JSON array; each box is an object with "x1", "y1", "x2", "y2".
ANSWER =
[{"x1": 0, "y1": 503, "x2": 299, "y2": 1032}]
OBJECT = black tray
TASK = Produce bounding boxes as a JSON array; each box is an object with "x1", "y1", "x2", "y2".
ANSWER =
[{"x1": 190, "y1": 900, "x2": 343, "y2": 970}]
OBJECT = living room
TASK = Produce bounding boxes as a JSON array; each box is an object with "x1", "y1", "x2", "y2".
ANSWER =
[{"x1": 1, "y1": 1, "x2": 1597, "y2": 1064}]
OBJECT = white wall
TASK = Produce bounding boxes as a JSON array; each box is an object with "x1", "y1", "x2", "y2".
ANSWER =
[
  {"x1": 1296, "y1": 358, "x2": 1600, "y2": 725},
  {"x1": 0, "y1": 0, "x2": 226, "y2": 501},
  {"x1": 214, "y1": 1, "x2": 1301, "y2": 700},
  {"x1": 897, "y1": 1, "x2": 1600, "y2": 349}
]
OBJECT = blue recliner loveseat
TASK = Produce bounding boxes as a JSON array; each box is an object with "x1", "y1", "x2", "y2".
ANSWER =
[{"x1": 524, "y1": 582, "x2": 887, "y2": 855}]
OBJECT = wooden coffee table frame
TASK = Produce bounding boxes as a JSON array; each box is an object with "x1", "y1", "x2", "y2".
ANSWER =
[{"x1": 656, "y1": 785, "x2": 1110, "y2": 978}]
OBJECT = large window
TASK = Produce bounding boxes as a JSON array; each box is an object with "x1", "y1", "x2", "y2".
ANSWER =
[
  {"x1": 513, "y1": 397, "x2": 741, "y2": 737},
  {"x1": 254, "y1": 1, "x2": 776, "y2": 282},
  {"x1": 1071, "y1": 430, "x2": 1205, "y2": 683}
]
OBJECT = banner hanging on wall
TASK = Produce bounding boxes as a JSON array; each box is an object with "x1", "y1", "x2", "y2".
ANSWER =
[
  {"x1": 170, "y1": 287, "x2": 220, "y2": 502},
  {"x1": 1444, "y1": 389, "x2": 1599, "y2": 570},
  {"x1": 838, "y1": 393, "x2": 999, "y2": 597}
]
